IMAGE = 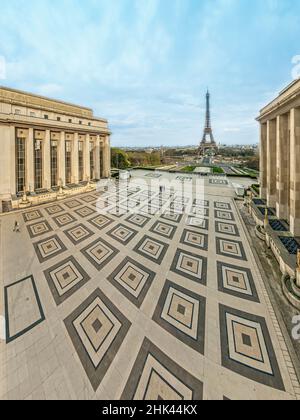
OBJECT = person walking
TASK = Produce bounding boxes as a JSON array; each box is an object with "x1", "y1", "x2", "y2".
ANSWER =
[{"x1": 13, "y1": 221, "x2": 20, "y2": 233}]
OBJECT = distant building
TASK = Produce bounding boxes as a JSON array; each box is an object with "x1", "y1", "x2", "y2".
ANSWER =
[
  {"x1": 257, "y1": 79, "x2": 300, "y2": 236},
  {"x1": 0, "y1": 86, "x2": 111, "y2": 212}
]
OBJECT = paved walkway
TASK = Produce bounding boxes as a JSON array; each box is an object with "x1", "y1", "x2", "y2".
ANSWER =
[
  {"x1": 0, "y1": 171, "x2": 299, "y2": 400},
  {"x1": 193, "y1": 167, "x2": 212, "y2": 174}
]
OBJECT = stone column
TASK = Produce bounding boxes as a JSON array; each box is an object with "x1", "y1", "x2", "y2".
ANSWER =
[
  {"x1": 107, "y1": 136, "x2": 111, "y2": 177},
  {"x1": 58, "y1": 131, "x2": 66, "y2": 186},
  {"x1": 290, "y1": 108, "x2": 300, "y2": 236},
  {"x1": 102, "y1": 138, "x2": 107, "y2": 178},
  {"x1": 9, "y1": 126, "x2": 16, "y2": 196},
  {"x1": 99, "y1": 138, "x2": 102, "y2": 178},
  {"x1": 26, "y1": 128, "x2": 34, "y2": 192},
  {"x1": 266, "y1": 119, "x2": 277, "y2": 208},
  {"x1": 260, "y1": 123, "x2": 267, "y2": 199},
  {"x1": 297, "y1": 250, "x2": 300, "y2": 288},
  {"x1": 43, "y1": 129, "x2": 51, "y2": 189},
  {"x1": 0, "y1": 126, "x2": 16, "y2": 200},
  {"x1": 84, "y1": 134, "x2": 91, "y2": 181},
  {"x1": 276, "y1": 114, "x2": 290, "y2": 220},
  {"x1": 72, "y1": 133, "x2": 79, "y2": 184},
  {"x1": 103, "y1": 136, "x2": 111, "y2": 178},
  {"x1": 95, "y1": 135, "x2": 101, "y2": 180}
]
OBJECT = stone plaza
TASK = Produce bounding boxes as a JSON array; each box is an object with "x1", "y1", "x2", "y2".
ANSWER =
[{"x1": 0, "y1": 169, "x2": 299, "y2": 400}]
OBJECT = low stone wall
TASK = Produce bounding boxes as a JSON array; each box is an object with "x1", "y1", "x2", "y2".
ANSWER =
[
  {"x1": 250, "y1": 204, "x2": 264, "y2": 227},
  {"x1": 282, "y1": 275, "x2": 300, "y2": 310},
  {"x1": 249, "y1": 202, "x2": 296, "y2": 278},
  {"x1": 255, "y1": 225, "x2": 266, "y2": 241},
  {"x1": 11, "y1": 184, "x2": 97, "y2": 211}
]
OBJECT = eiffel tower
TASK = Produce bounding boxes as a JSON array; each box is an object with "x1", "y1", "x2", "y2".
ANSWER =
[{"x1": 198, "y1": 90, "x2": 218, "y2": 155}]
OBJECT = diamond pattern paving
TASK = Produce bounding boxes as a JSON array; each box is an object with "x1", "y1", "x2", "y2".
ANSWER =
[
  {"x1": 106, "y1": 223, "x2": 138, "y2": 246},
  {"x1": 63, "y1": 223, "x2": 95, "y2": 245},
  {"x1": 27, "y1": 220, "x2": 53, "y2": 238},
  {"x1": 64, "y1": 288, "x2": 131, "y2": 391},
  {"x1": 43, "y1": 256, "x2": 91, "y2": 306},
  {"x1": 134, "y1": 235, "x2": 169, "y2": 265},
  {"x1": 107, "y1": 257, "x2": 156, "y2": 308},
  {"x1": 170, "y1": 248, "x2": 208, "y2": 285},
  {"x1": 1, "y1": 173, "x2": 299, "y2": 401},
  {"x1": 153, "y1": 281, "x2": 206, "y2": 354}
]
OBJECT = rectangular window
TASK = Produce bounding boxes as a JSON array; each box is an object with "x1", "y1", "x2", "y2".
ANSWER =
[
  {"x1": 34, "y1": 140, "x2": 43, "y2": 190},
  {"x1": 65, "y1": 141, "x2": 72, "y2": 184},
  {"x1": 90, "y1": 142, "x2": 94, "y2": 180},
  {"x1": 16, "y1": 137, "x2": 26, "y2": 193},
  {"x1": 79, "y1": 121, "x2": 82, "y2": 125},
  {"x1": 51, "y1": 141, "x2": 58, "y2": 187},
  {"x1": 30, "y1": 112, "x2": 35, "y2": 117},
  {"x1": 68, "y1": 119, "x2": 72, "y2": 123},
  {"x1": 44, "y1": 115, "x2": 49, "y2": 119},
  {"x1": 78, "y1": 141, "x2": 84, "y2": 182},
  {"x1": 15, "y1": 109, "x2": 21, "y2": 115},
  {"x1": 57, "y1": 117, "x2": 61, "y2": 121}
]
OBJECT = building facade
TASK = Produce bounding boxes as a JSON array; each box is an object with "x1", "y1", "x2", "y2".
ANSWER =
[
  {"x1": 0, "y1": 87, "x2": 111, "y2": 211},
  {"x1": 258, "y1": 79, "x2": 300, "y2": 236}
]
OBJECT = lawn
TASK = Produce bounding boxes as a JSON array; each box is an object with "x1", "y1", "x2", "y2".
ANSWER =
[
  {"x1": 181, "y1": 166, "x2": 197, "y2": 172},
  {"x1": 212, "y1": 166, "x2": 225, "y2": 174}
]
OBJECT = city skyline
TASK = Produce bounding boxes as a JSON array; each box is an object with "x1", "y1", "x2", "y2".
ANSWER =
[{"x1": 0, "y1": 0, "x2": 300, "y2": 147}]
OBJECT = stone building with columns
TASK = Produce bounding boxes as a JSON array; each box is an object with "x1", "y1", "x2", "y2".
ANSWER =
[
  {"x1": 258, "y1": 79, "x2": 300, "y2": 237},
  {"x1": 249, "y1": 78, "x2": 300, "y2": 289},
  {"x1": 0, "y1": 86, "x2": 111, "y2": 212}
]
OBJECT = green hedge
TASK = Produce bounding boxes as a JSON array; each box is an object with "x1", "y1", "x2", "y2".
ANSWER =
[
  {"x1": 212, "y1": 167, "x2": 224, "y2": 174},
  {"x1": 251, "y1": 184, "x2": 260, "y2": 194},
  {"x1": 181, "y1": 166, "x2": 197, "y2": 172}
]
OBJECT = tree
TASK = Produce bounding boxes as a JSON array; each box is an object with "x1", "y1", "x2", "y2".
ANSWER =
[
  {"x1": 246, "y1": 156, "x2": 259, "y2": 171},
  {"x1": 111, "y1": 148, "x2": 130, "y2": 169},
  {"x1": 126, "y1": 151, "x2": 163, "y2": 167}
]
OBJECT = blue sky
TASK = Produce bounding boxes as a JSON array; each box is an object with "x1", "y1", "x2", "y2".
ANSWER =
[{"x1": 1, "y1": 0, "x2": 300, "y2": 147}]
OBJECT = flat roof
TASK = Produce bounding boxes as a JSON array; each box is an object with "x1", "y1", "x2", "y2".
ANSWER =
[
  {"x1": 0, "y1": 85, "x2": 93, "y2": 112},
  {"x1": 258, "y1": 78, "x2": 300, "y2": 120}
]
